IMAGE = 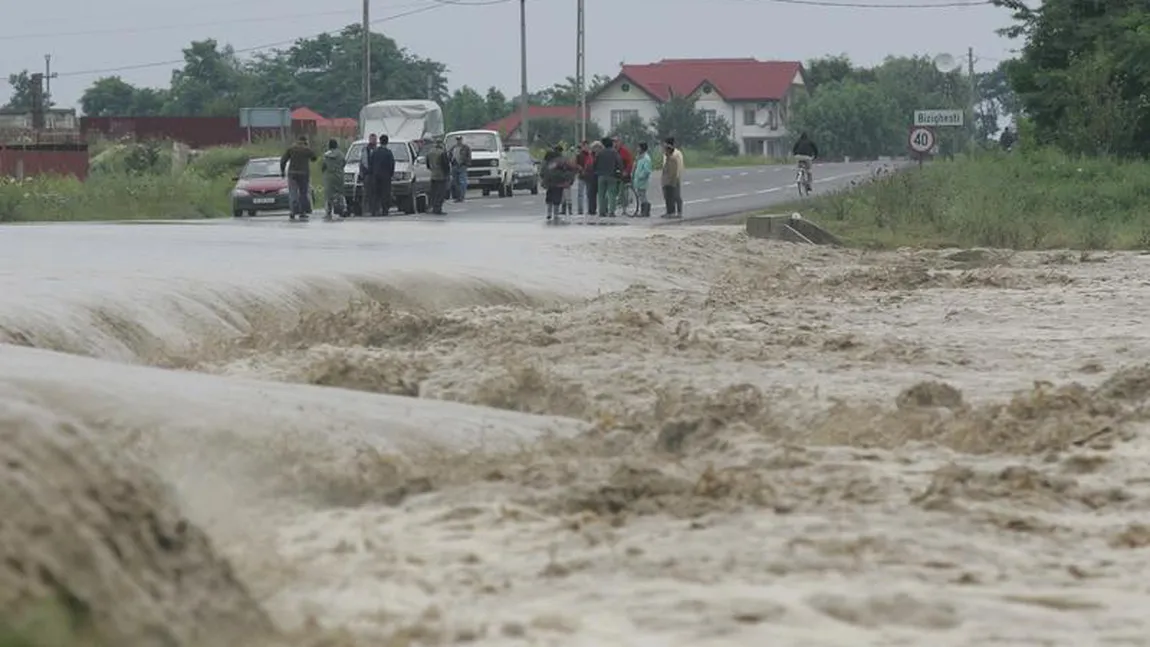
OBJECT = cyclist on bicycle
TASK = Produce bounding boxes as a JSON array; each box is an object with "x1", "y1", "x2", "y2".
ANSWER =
[{"x1": 792, "y1": 132, "x2": 819, "y2": 191}]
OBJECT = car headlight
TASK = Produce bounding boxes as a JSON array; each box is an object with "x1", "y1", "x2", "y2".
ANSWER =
[
  {"x1": 489, "y1": 159, "x2": 499, "y2": 167},
  {"x1": 232, "y1": 189, "x2": 249, "y2": 197},
  {"x1": 277, "y1": 187, "x2": 289, "y2": 195},
  {"x1": 393, "y1": 171, "x2": 410, "y2": 181}
]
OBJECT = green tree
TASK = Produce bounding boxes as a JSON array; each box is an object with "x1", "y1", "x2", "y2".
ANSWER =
[
  {"x1": 165, "y1": 39, "x2": 252, "y2": 116},
  {"x1": 534, "y1": 74, "x2": 612, "y2": 105},
  {"x1": 804, "y1": 55, "x2": 875, "y2": 90},
  {"x1": 610, "y1": 114, "x2": 653, "y2": 147},
  {"x1": 444, "y1": 86, "x2": 489, "y2": 129},
  {"x1": 991, "y1": 0, "x2": 1150, "y2": 157},
  {"x1": 80, "y1": 76, "x2": 168, "y2": 116},
  {"x1": 788, "y1": 80, "x2": 902, "y2": 159},
  {"x1": 529, "y1": 117, "x2": 600, "y2": 147},
  {"x1": 3, "y1": 70, "x2": 52, "y2": 111},
  {"x1": 484, "y1": 87, "x2": 511, "y2": 124},
  {"x1": 651, "y1": 96, "x2": 732, "y2": 148}
]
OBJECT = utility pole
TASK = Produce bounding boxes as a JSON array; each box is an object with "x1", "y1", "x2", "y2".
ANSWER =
[
  {"x1": 362, "y1": 0, "x2": 371, "y2": 107},
  {"x1": 967, "y1": 46, "x2": 977, "y2": 149},
  {"x1": 44, "y1": 55, "x2": 57, "y2": 107},
  {"x1": 519, "y1": 0, "x2": 529, "y2": 146},
  {"x1": 576, "y1": 0, "x2": 586, "y2": 143}
]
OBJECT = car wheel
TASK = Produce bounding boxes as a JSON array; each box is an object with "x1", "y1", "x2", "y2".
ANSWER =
[
  {"x1": 233, "y1": 209, "x2": 243, "y2": 218},
  {"x1": 402, "y1": 195, "x2": 417, "y2": 215},
  {"x1": 247, "y1": 210, "x2": 257, "y2": 217},
  {"x1": 415, "y1": 193, "x2": 429, "y2": 213},
  {"x1": 530, "y1": 181, "x2": 539, "y2": 196},
  {"x1": 482, "y1": 188, "x2": 491, "y2": 197}
]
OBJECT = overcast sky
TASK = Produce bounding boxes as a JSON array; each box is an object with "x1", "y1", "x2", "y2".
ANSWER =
[{"x1": 0, "y1": 0, "x2": 1018, "y2": 111}]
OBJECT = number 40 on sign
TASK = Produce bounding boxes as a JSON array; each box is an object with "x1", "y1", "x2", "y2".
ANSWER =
[{"x1": 908, "y1": 126, "x2": 936, "y2": 161}]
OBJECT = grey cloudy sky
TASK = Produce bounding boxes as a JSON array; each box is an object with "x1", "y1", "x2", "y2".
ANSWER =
[{"x1": 0, "y1": 0, "x2": 1017, "y2": 111}]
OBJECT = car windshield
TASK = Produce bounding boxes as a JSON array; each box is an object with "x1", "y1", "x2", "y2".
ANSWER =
[
  {"x1": 344, "y1": 142, "x2": 411, "y2": 163},
  {"x1": 510, "y1": 150, "x2": 533, "y2": 165},
  {"x1": 449, "y1": 132, "x2": 499, "y2": 152},
  {"x1": 240, "y1": 159, "x2": 280, "y2": 178}
]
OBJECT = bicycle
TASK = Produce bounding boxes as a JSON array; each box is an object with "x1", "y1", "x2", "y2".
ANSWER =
[
  {"x1": 617, "y1": 179, "x2": 640, "y2": 217},
  {"x1": 795, "y1": 157, "x2": 814, "y2": 197}
]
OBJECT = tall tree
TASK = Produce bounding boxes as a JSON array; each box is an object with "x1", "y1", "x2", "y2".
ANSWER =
[
  {"x1": 651, "y1": 96, "x2": 731, "y2": 148},
  {"x1": 79, "y1": 76, "x2": 170, "y2": 116},
  {"x1": 991, "y1": 0, "x2": 1150, "y2": 157},
  {"x1": 444, "y1": 86, "x2": 489, "y2": 129},
  {"x1": 533, "y1": 74, "x2": 612, "y2": 105},
  {"x1": 166, "y1": 39, "x2": 252, "y2": 116},
  {"x1": 3, "y1": 70, "x2": 52, "y2": 111}
]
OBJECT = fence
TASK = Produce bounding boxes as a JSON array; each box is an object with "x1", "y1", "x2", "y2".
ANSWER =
[
  {"x1": 80, "y1": 116, "x2": 329, "y2": 149},
  {"x1": 0, "y1": 143, "x2": 90, "y2": 180}
]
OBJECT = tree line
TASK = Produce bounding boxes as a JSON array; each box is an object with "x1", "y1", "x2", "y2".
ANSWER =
[{"x1": 5, "y1": 1, "x2": 1137, "y2": 159}]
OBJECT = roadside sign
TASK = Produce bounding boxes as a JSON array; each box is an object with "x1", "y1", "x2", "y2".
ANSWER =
[
  {"x1": 914, "y1": 109, "x2": 963, "y2": 127},
  {"x1": 908, "y1": 126, "x2": 936, "y2": 154}
]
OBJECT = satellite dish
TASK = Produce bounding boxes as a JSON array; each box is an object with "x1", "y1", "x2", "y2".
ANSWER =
[{"x1": 933, "y1": 53, "x2": 961, "y2": 73}]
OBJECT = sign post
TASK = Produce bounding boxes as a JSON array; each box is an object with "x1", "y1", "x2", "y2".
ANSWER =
[{"x1": 908, "y1": 126, "x2": 936, "y2": 166}]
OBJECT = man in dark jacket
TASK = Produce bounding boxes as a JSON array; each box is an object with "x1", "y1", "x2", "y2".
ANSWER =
[
  {"x1": 791, "y1": 132, "x2": 819, "y2": 188},
  {"x1": 367, "y1": 135, "x2": 396, "y2": 217},
  {"x1": 425, "y1": 137, "x2": 451, "y2": 215},
  {"x1": 593, "y1": 137, "x2": 623, "y2": 218},
  {"x1": 359, "y1": 133, "x2": 379, "y2": 216},
  {"x1": 280, "y1": 135, "x2": 317, "y2": 220}
]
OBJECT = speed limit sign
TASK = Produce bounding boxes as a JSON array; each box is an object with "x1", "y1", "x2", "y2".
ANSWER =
[{"x1": 908, "y1": 126, "x2": 936, "y2": 154}]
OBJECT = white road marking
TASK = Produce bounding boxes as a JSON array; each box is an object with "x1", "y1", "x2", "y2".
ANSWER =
[
  {"x1": 703, "y1": 178, "x2": 713, "y2": 183},
  {"x1": 721, "y1": 175, "x2": 732, "y2": 180},
  {"x1": 755, "y1": 187, "x2": 782, "y2": 194},
  {"x1": 714, "y1": 193, "x2": 748, "y2": 200},
  {"x1": 739, "y1": 172, "x2": 749, "y2": 176}
]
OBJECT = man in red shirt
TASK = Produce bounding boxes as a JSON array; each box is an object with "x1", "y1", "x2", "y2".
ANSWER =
[{"x1": 614, "y1": 136, "x2": 634, "y2": 212}]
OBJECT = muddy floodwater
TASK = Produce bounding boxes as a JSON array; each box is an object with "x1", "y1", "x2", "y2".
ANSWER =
[{"x1": 2, "y1": 220, "x2": 1149, "y2": 646}]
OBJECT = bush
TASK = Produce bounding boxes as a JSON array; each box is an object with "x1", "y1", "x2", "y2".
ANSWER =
[
  {"x1": 784, "y1": 148, "x2": 1150, "y2": 250},
  {"x1": 0, "y1": 173, "x2": 233, "y2": 222}
]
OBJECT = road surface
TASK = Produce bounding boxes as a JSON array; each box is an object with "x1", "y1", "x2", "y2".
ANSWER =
[{"x1": 262, "y1": 161, "x2": 884, "y2": 227}]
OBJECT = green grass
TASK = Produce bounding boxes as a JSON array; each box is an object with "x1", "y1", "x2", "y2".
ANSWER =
[
  {"x1": 754, "y1": 148, "x2": 1150, "y2": 251},
  {"x1": 0, "y1": 141, "x2": 325, "y2": 223}
]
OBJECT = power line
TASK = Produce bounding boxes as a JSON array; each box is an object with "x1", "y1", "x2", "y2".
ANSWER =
[{"x1": 55, "y1": 1, "x2": 509, "y2": 79}]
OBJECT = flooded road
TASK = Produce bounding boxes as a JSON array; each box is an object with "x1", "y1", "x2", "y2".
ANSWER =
[{"x1": 2, "y1": 218, "x2": 1150, "y2": 646}]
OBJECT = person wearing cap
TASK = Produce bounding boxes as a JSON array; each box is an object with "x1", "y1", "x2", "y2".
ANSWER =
[
  {"x1": 280, "y1": 135, "x2": 317, "y2": 220},
  {"x1": 448, "y1": 135, "x2": 472, "y2": 202}
]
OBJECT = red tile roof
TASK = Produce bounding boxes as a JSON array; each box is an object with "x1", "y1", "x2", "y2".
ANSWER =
[
  {"x1": 291, "y1": 107, "x2": 327, "y2": 123},
  {"x1": 602, "y1": 58, "x2": 803, "y2": 102},
  {"x1": 483, "y1": 105, "x2": 588, "y2": 135}
]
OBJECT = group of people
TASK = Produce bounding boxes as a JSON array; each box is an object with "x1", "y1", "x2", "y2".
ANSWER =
[
  {"x1": 537, "y1": 136, "x2": 686, "y2": 221},
  {"x1": 279, "y1": 134, "x2": 397, "y2": 221},
  {"x1": 421, "y1": 135, "x2": 473, "y2": 214}
]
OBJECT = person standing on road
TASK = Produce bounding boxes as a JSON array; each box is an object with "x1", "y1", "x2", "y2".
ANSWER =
[
  {"x1": 632, "y1": 142, "x2": 653, "y2": 218},
  {"x1": 448, "y1": 135, "x2": 472, "y2": 202},
  {"x1": 425, "y1": 137, "x2": 451, "y2": 215},
  {"x1": 574, "y1": 141, "x2": 592, "y2": 215},
  {"x1": 661, "y1": 138, "x2": 684, "y2": 218},
  {"x1": 280, "y1": 135, "x2": 318, "y2": 221},
  {"x1": 320, "y1": 139, "x2": 346, "y2": 221},
  {"x1": 360, "y1": 133, "x2": 379, "y2": 217},
  {"x1": 367, "y1": 135, "x2": 396, "y2": 217},
  {"x1": 584, "y1": 140, "x2": 602, "y2": 216},
  {"x1": 615, "y1": 136, "x2": 634, "y2": 213},
  {"x1": 593, "y1": 137, "x2": 623, "y2": 218}
]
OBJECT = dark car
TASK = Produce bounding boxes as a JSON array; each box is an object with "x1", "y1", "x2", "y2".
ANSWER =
[
  {"x1": 230, "y1": 157, "x2": 316, "y2": 217},
  {"x1": 507, "y1": 146, "x2": 539, "y2": 195}
]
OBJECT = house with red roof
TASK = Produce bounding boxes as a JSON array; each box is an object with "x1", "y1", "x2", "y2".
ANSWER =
[
  {"x1": 483, "y1": 105, "x2": 588, "y2": 145},
  {"x1": 290, "y1": 107, "x2": 357, "y2": 139},
  {"x1": 587, "y1": 58, "x2": 807, "y2": 156}
]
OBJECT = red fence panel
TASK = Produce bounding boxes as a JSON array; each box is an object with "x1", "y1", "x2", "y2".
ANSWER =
[
  {"x1": 0, "y1": 143, "x2": 90, "y2": 180},
  {"x1": 81, "y1": 116, "x2": 320, "y2": 149}
]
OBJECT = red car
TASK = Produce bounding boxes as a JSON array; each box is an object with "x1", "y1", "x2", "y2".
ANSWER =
[{"x1": 230, "y1": 157, "x2": 315, "y2": 218}]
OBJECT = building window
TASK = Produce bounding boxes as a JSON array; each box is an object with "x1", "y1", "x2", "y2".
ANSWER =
[
  {"x1": 743, "y1": 108, "x2": 756, "y2": 126},
  {"x1": 701, "y1": 109, "x2": 717, "y2": 124},
  {"x1": 610, "y1": 109, "x2": 639, "y2": 128}
]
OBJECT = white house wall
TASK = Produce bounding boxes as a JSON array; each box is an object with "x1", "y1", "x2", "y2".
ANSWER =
[{"x1": 588, "y1": 78, "x2": 661, "y2": 137}]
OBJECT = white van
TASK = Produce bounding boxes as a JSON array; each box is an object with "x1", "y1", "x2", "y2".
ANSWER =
[{"x1": 443, "y1": 129, "x2": 513, "y2": 197}]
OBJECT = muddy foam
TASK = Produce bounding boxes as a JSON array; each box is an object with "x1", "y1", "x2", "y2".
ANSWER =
[{"x1": 4, "y1": 224, "x2": 1150, "y2": 645}]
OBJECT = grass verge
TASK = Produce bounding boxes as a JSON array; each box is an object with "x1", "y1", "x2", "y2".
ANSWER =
[{"x1": 732, "y1": 149, "x2": 1150, "y2": 250}]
